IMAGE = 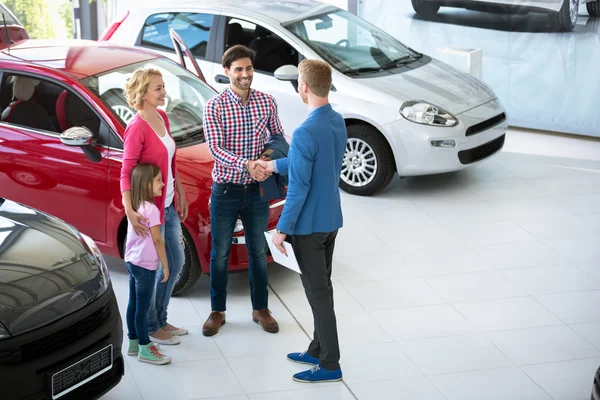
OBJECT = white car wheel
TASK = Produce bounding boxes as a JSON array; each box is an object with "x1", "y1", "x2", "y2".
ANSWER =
[{"x1": 112, "y1": 105, "x2": 135, "y2": 123}]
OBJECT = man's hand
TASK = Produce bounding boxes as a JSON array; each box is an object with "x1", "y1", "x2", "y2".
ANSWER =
[
  {"x1": 125, "y1": 209, "x2": 149, "y2": 236},
  {"x1": 179, "y1": 193, "x2": 189, "y2": 221},
  {"x1": 255, "y1": 159, "x2": 274, "y2": 173},
  {"x1": 271, "y1": 231, "x2": 287, "y2": 256},
  {"x1": 248, "y1": 160, "x2": 271, "y2": 182}
]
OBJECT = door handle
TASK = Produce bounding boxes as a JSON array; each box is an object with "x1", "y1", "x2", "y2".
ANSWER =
[{"x1": 215, "y1": 74, "x2": 230, "y2": 84}]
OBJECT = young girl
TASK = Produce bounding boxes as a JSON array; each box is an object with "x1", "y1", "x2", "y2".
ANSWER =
[{"x1": 125, "y1": 163, "x2": 172, "y2": 365}]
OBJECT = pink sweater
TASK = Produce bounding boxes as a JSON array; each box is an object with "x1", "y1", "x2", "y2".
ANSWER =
[{"x1": 120, "y1": 109, "x2": 178, "y2": 224}]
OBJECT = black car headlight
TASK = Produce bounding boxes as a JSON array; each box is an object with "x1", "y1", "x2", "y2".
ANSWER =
[
  {"x1": 80, "y1": 233, "x2": 110, "y2": 289},
  {"x1": 400, "y1": 101, "x2": 458, "y2": 127}
]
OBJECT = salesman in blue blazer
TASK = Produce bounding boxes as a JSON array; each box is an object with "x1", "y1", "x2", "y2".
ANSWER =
[{"x1": 258, "y1": 59, "x2": 347, "y2": 383}]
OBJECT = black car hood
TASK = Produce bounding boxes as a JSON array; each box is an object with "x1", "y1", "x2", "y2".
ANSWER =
[{"x1": 0, "y1": 198, "x2": 107, "y2": 337}]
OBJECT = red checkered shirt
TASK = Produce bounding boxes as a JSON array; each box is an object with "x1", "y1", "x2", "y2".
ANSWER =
[{"x1": 203, "y1": 88, "x2": 285, "y2": 185}]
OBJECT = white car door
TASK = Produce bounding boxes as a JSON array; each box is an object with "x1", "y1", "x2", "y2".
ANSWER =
[{"x1": 213, "y1": 16, "x2": 308, "y2": 137}]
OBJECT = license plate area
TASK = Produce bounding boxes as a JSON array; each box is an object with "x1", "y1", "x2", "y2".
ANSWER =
[{"x1": 51, "y1": 344, "x2": 113, "y2": 399}]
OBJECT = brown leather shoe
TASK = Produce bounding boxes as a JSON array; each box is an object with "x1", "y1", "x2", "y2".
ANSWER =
[
  {"x1": 202, "y1": 312, "x2": 226, "y2": 337},
  {"x1": 252, "y1": 308, "x2": 279, "y2": 333}
]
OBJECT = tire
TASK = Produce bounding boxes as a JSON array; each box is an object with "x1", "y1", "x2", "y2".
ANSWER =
[
  {"x1": 339, "y1": 124, "x2": 396, "y2": 196},
  {"x1": 172, "y1": 225, "x2": 202, "y2": 296},
  {"x1": 411, "y1": 0, "x2": 440, "y2": 17},
  {"x1": 587, "y1": 0, "x2": 600, "y2": 17},
  {"x1": 549, "y1": 0, "x2": 579, "y2": 31}
]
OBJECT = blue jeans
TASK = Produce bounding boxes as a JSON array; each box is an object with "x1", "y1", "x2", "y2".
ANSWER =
[
  {"x1": 147, "y1": 202, "x2": 185, "y2": 334},
  {"x1": 210, "y1": 182, "x2": 269, "y2": 312},
  {"x1": 126, "y1": 262, "x2": 157, "y2": 346}
]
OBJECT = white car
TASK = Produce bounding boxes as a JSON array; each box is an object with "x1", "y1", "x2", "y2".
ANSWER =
[
  {"x1": 411, "y1": 0, "x2": 600, "y2": 32},
  {"x1": 104, "y1": 0, "x2": 508, "y2": 196}
]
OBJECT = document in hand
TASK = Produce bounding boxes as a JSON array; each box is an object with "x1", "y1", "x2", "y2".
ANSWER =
[{"x1": 264, "y1": 231, "x2": 301, "y2": 274}]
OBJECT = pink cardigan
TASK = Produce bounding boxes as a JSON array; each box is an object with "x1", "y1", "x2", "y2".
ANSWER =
[{"x1": 120, "y1": 109, "x2": 178, "y2": 224}]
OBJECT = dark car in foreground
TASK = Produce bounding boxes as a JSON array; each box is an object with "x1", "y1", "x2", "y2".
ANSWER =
[{"x1": 0, "y1": 197, "x2": 123, "y2": 400}]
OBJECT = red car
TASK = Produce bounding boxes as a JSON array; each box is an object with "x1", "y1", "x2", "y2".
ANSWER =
[{"x1": 0, "y1": 32, "x2": 284, "y2": 295}]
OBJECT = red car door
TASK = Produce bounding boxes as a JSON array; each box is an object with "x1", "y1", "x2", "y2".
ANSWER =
[{"x1": 0, "y1": 72, "x2": 108, "y2": 243}]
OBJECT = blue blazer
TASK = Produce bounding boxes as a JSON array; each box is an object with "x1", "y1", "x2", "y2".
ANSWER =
[{"x1": 275, "y1": 104, "x2": 347, "y2": 235}]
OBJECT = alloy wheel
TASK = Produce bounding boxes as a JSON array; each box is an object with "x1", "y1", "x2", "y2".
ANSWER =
[{"x1": 341, "y1": 138, "x2": 377, "y2": 187}]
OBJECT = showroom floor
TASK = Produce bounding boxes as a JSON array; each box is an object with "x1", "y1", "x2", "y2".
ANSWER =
[{"x1": 101, "y1": 129, "x2": 600, "y2": 400}]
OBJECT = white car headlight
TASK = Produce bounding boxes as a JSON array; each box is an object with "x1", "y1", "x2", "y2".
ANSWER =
[
  {"x1": 400, "y1": 101, "x2": 458, "y2": 127},
  {"x1": 80, "y1": 233, "x2": 110, "y2": 288}
]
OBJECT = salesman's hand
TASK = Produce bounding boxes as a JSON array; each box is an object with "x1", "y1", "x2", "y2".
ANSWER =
[
  {"x1": 248, "y1": 160, "x2": 271, "y2": 182},
  {"x1": 255, "y1": 159, "x2": 274, "y2": 173},
  {"x1": 272, "y1": 231, "x2": 287, "y2": 256}
]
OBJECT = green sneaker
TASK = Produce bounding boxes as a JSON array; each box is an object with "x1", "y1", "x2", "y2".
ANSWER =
[
  {"x1": 138, "y1": 343, "x2": 171, "y2": 365},
  {"x1": 128, "y1": 339, "x2": 159, "y2": 356}
]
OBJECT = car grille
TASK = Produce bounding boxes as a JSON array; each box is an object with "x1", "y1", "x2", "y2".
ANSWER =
[
  {"x1": 465, "y1": 113, "x2": 506, "y2": 137},
  {"x1": 0, "y1": 300, "x2": 112, "y2": 364},
  {"x1": 458, "y1": 134, "x2": 505, "y2": 165}
]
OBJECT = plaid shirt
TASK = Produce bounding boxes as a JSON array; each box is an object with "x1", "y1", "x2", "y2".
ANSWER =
[{"x1": 203, "y1": 88, "x2": 285, "y2": 185}]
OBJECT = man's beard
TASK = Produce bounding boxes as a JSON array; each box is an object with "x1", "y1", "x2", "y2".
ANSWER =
[{"x1": 233, "y1": 77, "x2": 252, "y2": 91}]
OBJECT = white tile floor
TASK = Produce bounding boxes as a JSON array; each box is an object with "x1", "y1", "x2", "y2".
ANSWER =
[{"x1": 101, "y1": 129, "x2": 600, "y2": 400}]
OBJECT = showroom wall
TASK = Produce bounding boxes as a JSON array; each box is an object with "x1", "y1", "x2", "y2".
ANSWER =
[{"x1": 359, "y1": 0, "x2": 600, "y2": 138}]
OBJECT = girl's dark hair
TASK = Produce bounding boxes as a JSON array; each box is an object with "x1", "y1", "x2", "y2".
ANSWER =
[
  {"x1": 222, "y1": 45, "x2": 255, "y2": 69},
  {"x1": 131, "y1": 163, "x2": 160, "y2": 211}
]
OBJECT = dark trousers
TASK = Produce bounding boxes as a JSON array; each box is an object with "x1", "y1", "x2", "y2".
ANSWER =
[
  {"x1": 292, "y1": 230, "x2": 340, "y2": 370},
  {"x1": 126, "y1": 262, "x2": 157, "y2": 346},
  {"x1": 209, "y1": 182, "x2": 269, "y2": 312}
]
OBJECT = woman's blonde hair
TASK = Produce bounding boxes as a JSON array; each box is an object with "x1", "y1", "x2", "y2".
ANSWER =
[
  {"x1": 131, "y1": 163, "x2": 161, "y2": 212},
  {"x1": 124, "y1": 68, "x2": 162, "y2": 111}
]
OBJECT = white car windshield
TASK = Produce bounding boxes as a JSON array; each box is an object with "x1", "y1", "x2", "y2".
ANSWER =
[
  {"x1": 284, "y1": 9, "x2": 421, "y2": 75},
  {"x1": 81, "y1": 58, "x2": 215, "y2": 146}
]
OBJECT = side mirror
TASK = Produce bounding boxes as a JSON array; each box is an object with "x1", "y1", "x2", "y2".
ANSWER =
[
  {"x1": 274, "y1": 65, "x2": 299, "y2": 81},
  {"x1": 60, "y1": 127, "x2": 93, "y2": 147}
]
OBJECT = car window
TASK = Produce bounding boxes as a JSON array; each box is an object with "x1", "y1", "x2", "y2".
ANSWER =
[
  {"x1": 284, "y1": 9, "x2": 416, "y2": 75},
  {"x1": 141, "y1": 12, "x2": 214, "y2": 59},
  {"x1": 0, "y1": 73, "x2": 105, "y2": 144},
  {"x1": 225, "y1": 17, "x2": 298, "y2": 74},
  {"x1": 0, "y1": 4, "x2": 21, "y2": 26},
  {"x1": 81, "y1": 58, "x2": 216, "y2": 147}
]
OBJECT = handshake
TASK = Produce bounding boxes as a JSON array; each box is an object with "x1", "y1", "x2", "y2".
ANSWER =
[{"x1": 248, "y1": 156, "x2": 275, "y2": 182}]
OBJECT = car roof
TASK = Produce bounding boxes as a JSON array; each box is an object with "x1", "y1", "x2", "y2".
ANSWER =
[
  {"x1": 138, "y1": 0, "x2": 337, "y2": 24},
  {"x1": 0, "y1": 39, "x2": 160, "y2": 78}
]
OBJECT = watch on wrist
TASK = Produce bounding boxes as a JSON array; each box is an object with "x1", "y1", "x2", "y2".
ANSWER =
[{"x1": 244, "y1": 160, "x2": 249, "y2": 173}]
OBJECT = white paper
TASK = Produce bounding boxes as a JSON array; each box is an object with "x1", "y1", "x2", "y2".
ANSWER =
[{"x1": 264, "y1": 231, "x2": 301, "y2": 274}]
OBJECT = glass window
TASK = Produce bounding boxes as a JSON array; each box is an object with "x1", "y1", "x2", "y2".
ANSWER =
[
  {"x1": 284, "y1": 9, "x2": 419, "y2": 75},
  {"x1": 225, "y1": 17, "x2": 299, "y2": 74},
  {"x1": 81, "y1": 58, "x2": 216, "y2": 147},
  {"x1": 141, "y1": 13, "x2": 214, "y2": 58},
  {"x1": 0, "y1": 73, "x2": 104, "y2": 144}
]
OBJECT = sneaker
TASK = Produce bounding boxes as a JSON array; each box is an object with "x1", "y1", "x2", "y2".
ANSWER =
[
  {"x1": 287, "y1": 351, "x2": 319, "y2": 366},
  {"x1": 293, "y1": 365, "x2": 342, "y2": 383},
  {"x1": 127, "y1": 339, "x2": 160, "y2": 356},
  {"x1": 138, "y1": 343, "x2": 171, "y2": 365}
]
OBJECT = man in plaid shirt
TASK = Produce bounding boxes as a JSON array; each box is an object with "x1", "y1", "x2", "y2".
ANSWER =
[{"x1": 202, "y1": 45, "x2": 284, "y2": 337}]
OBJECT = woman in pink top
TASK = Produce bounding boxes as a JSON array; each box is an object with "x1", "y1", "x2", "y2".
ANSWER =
[
  {"x1": 124, "y1": 163, "x2": 171, "y2": 365},
  {"x1": 121, "y1": 68, "x2": 188, "y2": 345}
]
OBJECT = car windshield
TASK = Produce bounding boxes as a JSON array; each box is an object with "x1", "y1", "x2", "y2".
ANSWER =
[
  {"x1": 81, "y1": 58, "x2": 215, "y2": 146},
  {"x1": 284, "y1": 9, "x2": 420, "y2": 75}
]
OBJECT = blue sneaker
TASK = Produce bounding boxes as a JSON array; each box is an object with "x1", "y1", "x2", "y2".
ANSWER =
[
  {"x1": 287, "y1": 351, "x2": 319, "y2": 366},
  {"x1": 293, "y1": 365, "x2": 342, "y2": 383}
]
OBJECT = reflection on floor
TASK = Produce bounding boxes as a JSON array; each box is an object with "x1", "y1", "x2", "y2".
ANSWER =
[
  {"x1": 102, "y1": 129, "x2": 600, "y2": 400},
  {"x1": 359, "y1": 0, "x2": 600, "y2": 138}
]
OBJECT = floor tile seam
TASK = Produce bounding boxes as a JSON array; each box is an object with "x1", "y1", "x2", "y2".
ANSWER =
[{"x1": 267, "y1": 282, "x2": 360, "y2": 400}]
